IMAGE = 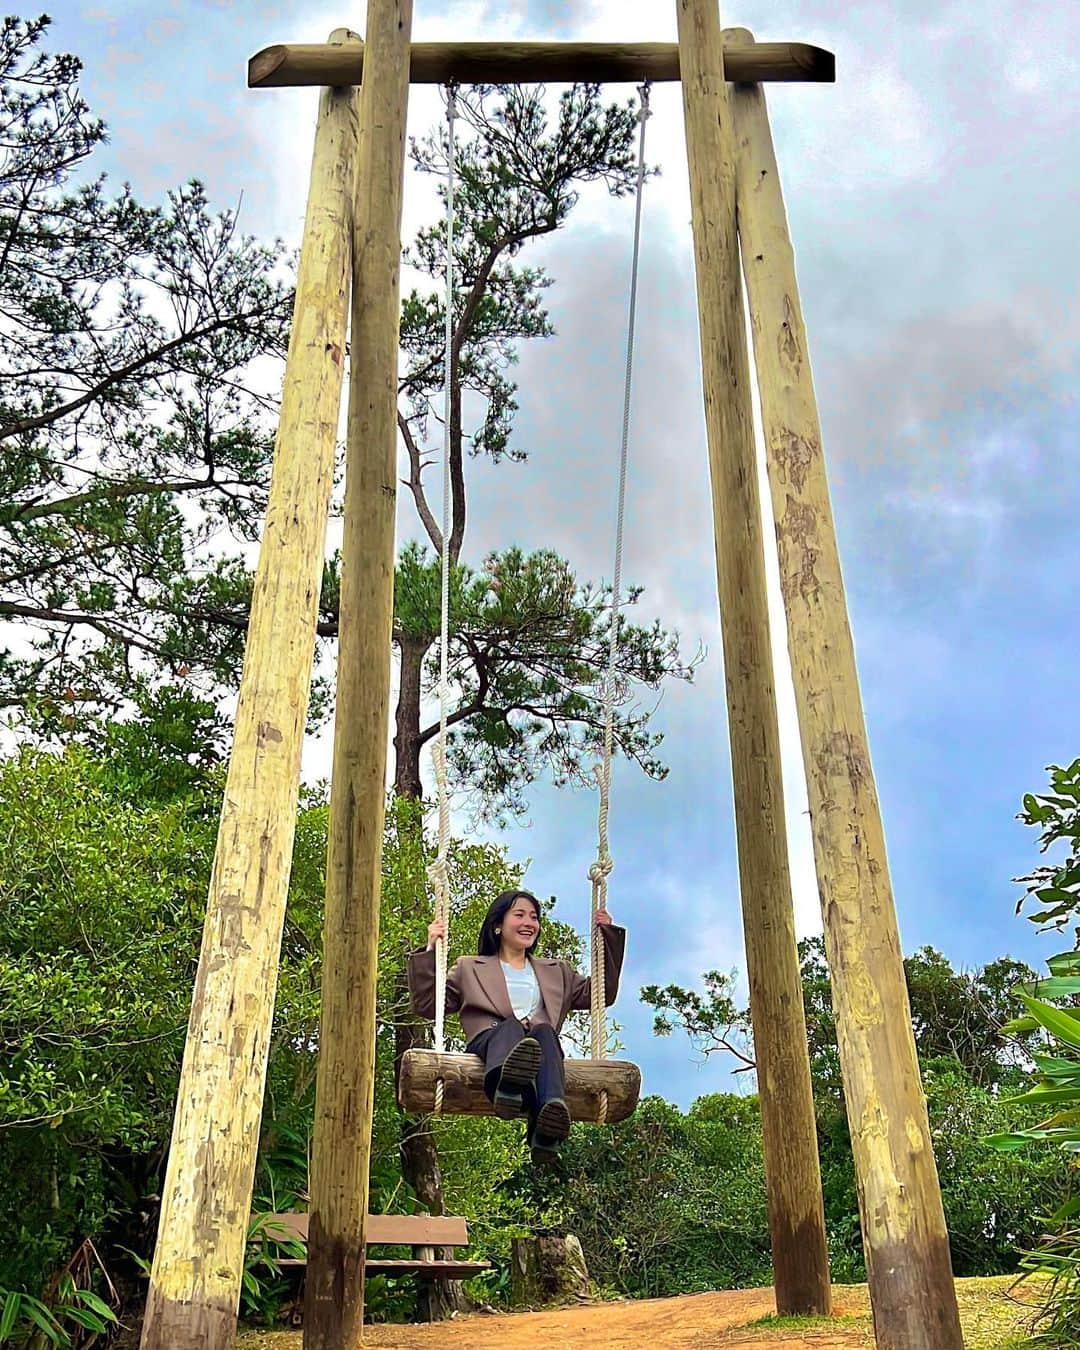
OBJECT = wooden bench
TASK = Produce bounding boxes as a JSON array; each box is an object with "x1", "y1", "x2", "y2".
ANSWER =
[{"x1": 260, "y1": 1212, "x2": 491, "y2": 1280}]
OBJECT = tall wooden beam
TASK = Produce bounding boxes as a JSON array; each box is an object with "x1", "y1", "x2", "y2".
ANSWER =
[
  {"x1": 303, "y1": 2, "x2": 412, "y2": 1347},
  {"x1": 140, "y1": 34, "x2": 359, "y2": 1350},
  {"x1": 248, "y1": 37, "x2": 835, "y2": 89},
  {"x1": 675, "y1": 0, "x2": 832, "y2": 1317},
  {"x1": 727, "y1": 27, "x2": 965, "y2": 1350}
]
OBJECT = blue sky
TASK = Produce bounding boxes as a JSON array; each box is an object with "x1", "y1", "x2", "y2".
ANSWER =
[{"x1": 55, "y1": 1, "x2": 1079, "y2": 1108}]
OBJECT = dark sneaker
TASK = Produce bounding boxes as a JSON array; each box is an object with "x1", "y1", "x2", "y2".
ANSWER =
[
  {"x1": 494, "y1": 1036, "x2": 541, "y2": 1117},
  {"x1": 492, "y1": 1086, "x2": 524, "y2": 1119},
  {"x1": 534, "y1": 1097, "x2": 571, "y2": 1142},
  {"x1": 530, "y1": 1134, "x2": 560, "y2": 1166}
]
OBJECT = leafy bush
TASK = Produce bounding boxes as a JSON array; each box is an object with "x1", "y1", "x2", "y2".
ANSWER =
[
  {"x1": 986, "y1": 760, "x2": 1080, "y2": 1344},
  {"x1": 507, "y1": 1095, "x2": 771, "y2": 1298}
]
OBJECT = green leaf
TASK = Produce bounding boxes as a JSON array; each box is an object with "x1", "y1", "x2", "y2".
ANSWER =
[
  {"x1": 1006, "y1": 1084, "x2": 1080, "y2": 1105},
  {"x1": 1047, "y1": 951, "x2": 1080, "y2": 976},
  {"x1": 0, "y1": 1292, "x2": 21, "y2": 1339},
  {"x1": 1035, "y1": 887, "x2": 1078, "y2": 905},
  {"x1": 984, "y1": 1130, "x2": 1048, "y2": 1152},
  {"x1": 19, "y1": 1298, "x2": 63, "y2": 1344},
  {"x1": 1049, "y1": 1195, "x2": 1080, "y2": 1223},
  {"x1": 1018, "y1": 976, "x2": 1080, "y2": 999},
  {"x1": 1018, "y1": 994, "x2": 1080, "y2": 1049},
  {"x1": 60, "y1": 1306, "x2": 108, "y2": 1332},
  {"x1": 1032, "y1": 1107, "x2": 1080, "y2": 1130},
  {"x1": 1000, "y1": 1014, "x2": 1040, "y2": 1035},
  {"x1": 1031, "y1": 1051, "x2": 1080, "y2": 1080},
  {"x1": 72, "y1": 1289, "x2": 116, "y2": 1320}
]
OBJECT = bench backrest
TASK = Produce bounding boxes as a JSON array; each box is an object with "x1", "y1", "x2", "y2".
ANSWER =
[{"x1": 261, "y1": 1213, "x2": 469, "y2": 1248}]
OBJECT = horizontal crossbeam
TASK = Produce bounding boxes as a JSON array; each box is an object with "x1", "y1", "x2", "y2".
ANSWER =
[{"x1": 248, "y1": 36, "x2": 835, "y2": 89}]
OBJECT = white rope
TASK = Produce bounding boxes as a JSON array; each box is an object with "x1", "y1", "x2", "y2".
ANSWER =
[
  {"x1": 427, "y1": 84, "x2": 458, "y2": 1111},
  {"x1": 588, "y1": 83, "x2": 651, "y2": 1073}
]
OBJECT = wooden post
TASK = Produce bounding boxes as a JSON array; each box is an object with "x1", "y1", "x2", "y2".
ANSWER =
[
  {"x1": 727, "y1": 30, "x2": 965, "y2": 1350},
  {"x1": 303, "y1": 3, "x2": 412, "y2": 1347},
  {"x1": 140, "y1": 35, "x2": 359, "y2": 1350},
  {"x1": 675, "y1": 0, "x2": 831, "y2": 1317}
]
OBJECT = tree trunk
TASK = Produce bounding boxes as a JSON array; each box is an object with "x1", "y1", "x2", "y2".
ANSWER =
[
  {"x1": 391, "y1": 638, "x2": 469, "y2": 1320},
  {"x1": 510, "y1": 1236, "x2": 591, "y2": 1307},
  {"x1": 393, "y1": 634, "x2": 427, "y2": 798},
  {"x1": 393, "y1": 976, "x2": 471, "y2": 1321}
]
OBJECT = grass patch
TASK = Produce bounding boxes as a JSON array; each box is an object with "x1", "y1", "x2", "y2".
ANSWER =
[
  {"x1": 745, "y1": 1314, "x2": 864, "y2": 1331},
  {"x1": 955, "y1": 1274, "x2": 1045, "y2": 1350}
]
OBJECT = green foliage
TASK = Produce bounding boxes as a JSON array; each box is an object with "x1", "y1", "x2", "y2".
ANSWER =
[
  {"x1": 239, "y1": 1215, "x2": 307, "y2": 1327},
  {"x1": 0, "y1": 1239, "x2": 120, "y2": 1347},
  {"x1": 798, "y1": 935, "x2": 1036, "y2": 1099},
  {"x1": 3, "y1": 725, "x2": 1070, "y2": 1324},
  {"x1": 640, "y1": 969, "x2": 754, "y2": 1071},
  {"x1": 925, "y1": 1063, "x2": 1069, "y2": 1276},
  {"x1": 989, "y1": 760, "x2": 1080, "y2": 1344},
  {"x1": 401, "y1": 83, "x2": 645, "y2": 486},
  {"x1": 645, "y1": 937, "x2": 1035, "y2": 1099},
  {"x1": 0, "y1": 15, "x2": 292, "y2": 717},
  {"x1": 988, "y1": 986, "x2": 1080, "y2": 1344},
  {"x1": 506, "y1": 1095, "x2": 772, "y2": 1298},
  {"x1": 813, "y1": 1059, "x2": 1066, "y2": 1285},
  {"x1": 393, "y1": 543, "x2": 692, "y2": 821},
  {"x1": 644, "y1": 941, "x2": 1059, "y2": 1285},
  {"x1": 0, "y1": 720, "x2": 326, "y2": 1305},
  {"x1": 1017, "y1": 759, "x2": 1080, "y2": 938},
  {"x1": 388, "y1": 83, "x2": 692, "y2": 821}
]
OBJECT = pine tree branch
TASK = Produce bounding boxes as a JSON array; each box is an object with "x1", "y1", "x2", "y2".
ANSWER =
[
  {"x1": 398, "y1": 410, "x2": 442, "y2": 552},
  {"x1": 0, "y1": 309, "x2": 276, "y2": 443},
  {"x1": 8, "y1": 473, "x2": 238, "y2": 524}
]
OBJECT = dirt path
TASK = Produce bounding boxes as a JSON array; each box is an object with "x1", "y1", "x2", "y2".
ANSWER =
[{"x1": 237, "y1": 1276, "x2": 1034, "y2": 1349}]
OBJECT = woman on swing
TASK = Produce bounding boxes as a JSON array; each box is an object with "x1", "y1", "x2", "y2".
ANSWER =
[{"x1": 407, "y1": 890, "x2": 625, "y2": 1162}]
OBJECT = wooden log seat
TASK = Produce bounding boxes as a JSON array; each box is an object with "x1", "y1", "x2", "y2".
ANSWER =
[{"x1": 397, "y1": 1049, "x2": 641, "y2": 1122}]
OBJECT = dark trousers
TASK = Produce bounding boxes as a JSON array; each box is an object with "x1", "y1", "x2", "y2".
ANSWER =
[{"x1": 467, "y1": 1019, "x2": 565, "y2": 1122}]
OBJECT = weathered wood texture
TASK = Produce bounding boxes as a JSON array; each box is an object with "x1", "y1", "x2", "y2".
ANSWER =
[
  {"x1": 303, "y1": 6, "x2": 412, "y2": 1349},
  {"x1": 262, "y1": 1213, "x2": 491, "y2": 1278},
  {"x1": 676, "y1": 2, "x2": 831, "y2": 1318},
  {"x1": 268, "y1": 1213, "x2": 469, "y2": 1246},
  {"x1": 728, "y1": 33, "x2": 964, "y2": 1350},
  {"x1": 511, "y1": 1235, "x2": 591, "y2": 1307},
  {"x1": 139, "y1": 42, "x2": 358, "y2": 1350},
  {"x1": 248, "y1": 37, "x2": 835, "y2": 89},
  {"x1": 398, "y1": 1050, "x2": 641, "y2": 1123}
]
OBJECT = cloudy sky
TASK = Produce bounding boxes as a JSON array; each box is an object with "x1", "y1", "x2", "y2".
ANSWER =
[{"x1": 58, "y1": 0, "x2": 1078, "y2": 1107}]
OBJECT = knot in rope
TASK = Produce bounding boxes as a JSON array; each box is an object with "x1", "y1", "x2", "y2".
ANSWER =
[{"x1": 636, "y1": 81, "x2": 653, "y2": 125}]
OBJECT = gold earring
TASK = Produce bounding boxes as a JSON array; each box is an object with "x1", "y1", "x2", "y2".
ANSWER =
[{"x1": 495, "y1": 927, "x2": 501, "y2": 935}]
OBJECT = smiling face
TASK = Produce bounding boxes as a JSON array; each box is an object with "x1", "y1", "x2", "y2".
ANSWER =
[{"x1": 499, "y1": 896, "x2": 541, "y2": 956}]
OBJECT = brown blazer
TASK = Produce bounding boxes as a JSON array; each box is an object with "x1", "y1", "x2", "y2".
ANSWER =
[{"x1": 407, "y1": 923, "x2": 626, "y2": 1044}]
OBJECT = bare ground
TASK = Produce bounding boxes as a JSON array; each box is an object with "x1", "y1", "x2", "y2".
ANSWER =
[{"x1": 236, "y1": 1275, "x2": 1040, "y2": 1349}]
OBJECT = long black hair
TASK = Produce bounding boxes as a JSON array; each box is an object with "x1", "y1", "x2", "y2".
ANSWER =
[{"x1": 477, "y1": 890, "x2": 542, "y2": 956}]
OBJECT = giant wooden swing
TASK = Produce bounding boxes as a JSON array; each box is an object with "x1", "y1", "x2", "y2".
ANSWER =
[{"x1": 140, "y1": 6, "x2": 965, "y2": 1350}]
